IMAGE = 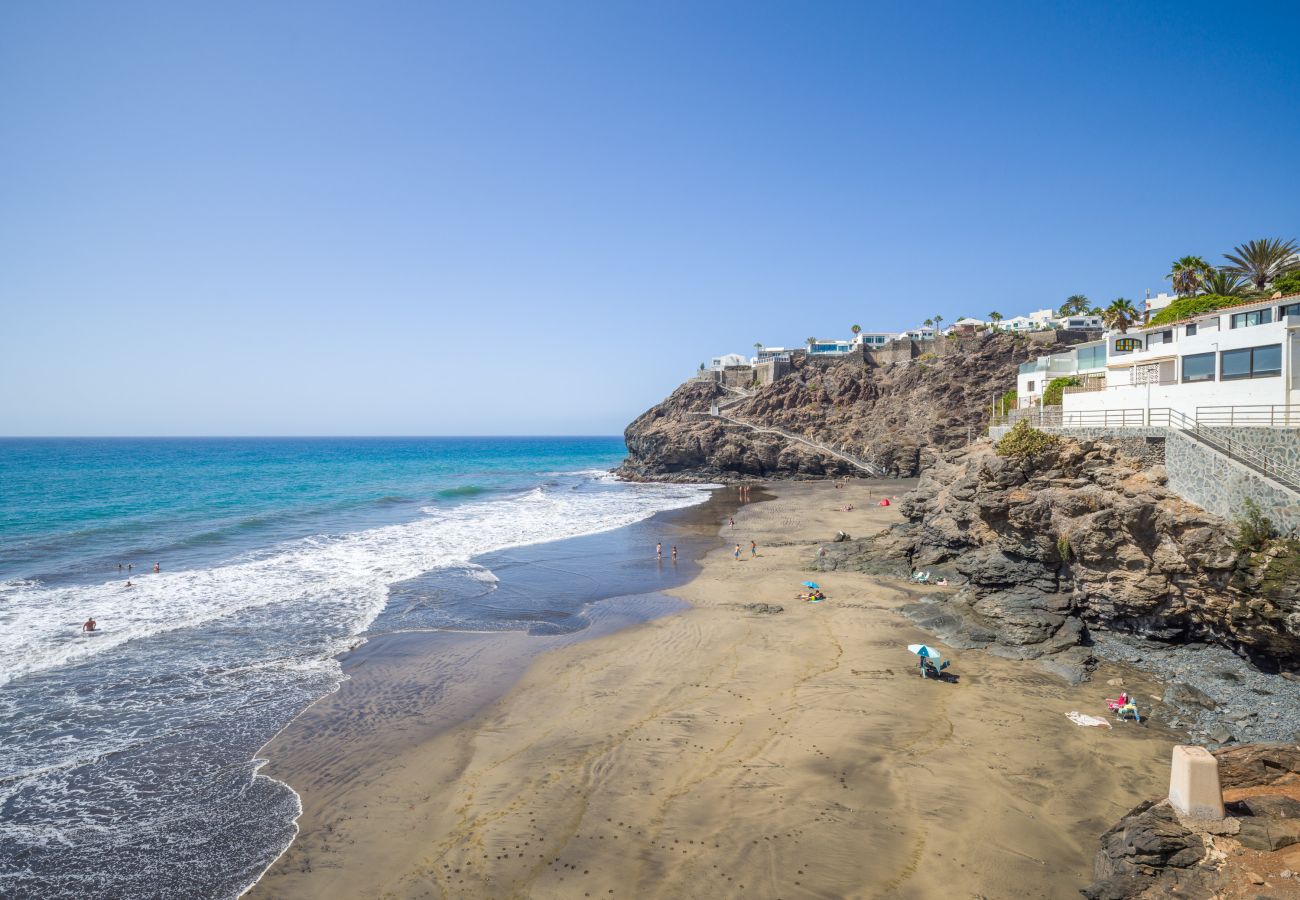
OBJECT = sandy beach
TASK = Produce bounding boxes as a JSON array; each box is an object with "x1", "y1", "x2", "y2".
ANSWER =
[{"x1": 251, "y1": 480, "x2": 1179, "y2": 900}]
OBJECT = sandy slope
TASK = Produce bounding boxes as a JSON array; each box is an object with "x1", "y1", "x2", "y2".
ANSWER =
[{"x1": 251, "y1": 481, "x2": 1178, "y2": 900}]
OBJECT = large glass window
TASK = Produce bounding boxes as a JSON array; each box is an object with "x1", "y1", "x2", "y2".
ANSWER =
[
  {"x1": 1076, "y1": 344, "x2": 1106, "y2": 369},
  {"x1": 1185, "y1": 323, "x2": 1197, "y2": 337},
  {"x1": 1147, "y1": 330, "x2": 1172, "y2": 346},
  {"x1": 1279, "y1": 302, "x2": 1300, "y2": 319},
  {"x1": 1231, "y1": 309, "x2": 1272, "y2": 328},
  {"x1": 1181, "y1": 352, "x2": 1215, "y2": 383},
  {"x1": 1221, "y1": 344, "x2": 1282, "y2": 380}
]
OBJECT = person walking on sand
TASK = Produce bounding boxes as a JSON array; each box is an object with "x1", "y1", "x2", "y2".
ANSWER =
[
  {"x1": 656, "y1": 542, "x2": 662, "y2": 560},
  {"x1": 671, "y1": 545, "x2": 678, "y2": 561},
  {"x1": 729, "y1": 516, "x2": 734, "y2": 527},
  {"x1": 734, "y1": 543, "x2": 741, "y2": 561},
  {"x1": 750, "y1": 540, "x2": 757, "y2": 557}
]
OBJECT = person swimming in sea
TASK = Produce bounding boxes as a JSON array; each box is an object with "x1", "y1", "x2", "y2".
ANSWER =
[
  {"x1": 125, "y1": 580, "x2": 133, "y2": 588},
  {"x1": 82, "y1": 617, "x2": 97, "y2": 632}
]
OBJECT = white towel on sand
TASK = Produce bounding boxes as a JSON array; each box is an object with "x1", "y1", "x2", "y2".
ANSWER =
[{"x1": 1066, "y1": 711, "x2": 1112, "y2": 728}]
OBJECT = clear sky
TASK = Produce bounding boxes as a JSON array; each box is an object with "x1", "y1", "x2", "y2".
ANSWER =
[{"x1": 2, "y1": 1, "x2": 1297, "y2": 436}]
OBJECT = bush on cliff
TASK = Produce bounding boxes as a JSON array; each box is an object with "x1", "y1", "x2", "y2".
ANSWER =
[
  {"x1": 995, "y1": 420, "x2": 1060, "y2": 460},
  {"x1": 1234, "y1": 497, "x2": 1278, "y2": 552},
  {"x1": 1041, "y1": 376, "x2": 1079, "y2": 406}
]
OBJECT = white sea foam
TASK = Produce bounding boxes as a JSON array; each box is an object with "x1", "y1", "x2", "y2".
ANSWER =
[{"x1": 0, "y1": 478, "x2": 711, "y2": 687}]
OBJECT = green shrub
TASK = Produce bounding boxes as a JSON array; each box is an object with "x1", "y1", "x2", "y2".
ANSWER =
[
  {"x1": 999, "y1": 389, "x2": 1018, "y2": 410},
  {"x1": 1273, "y1": 272, "x2": 1300, "y2": 297},
  {"x1": 1041, "y1": 376, "x2": 1080, "y2": 406},
  {"x1": 995, "y1": 420, "x2": 1061, "y2": 459},
  {"x1": 1234, "y1": 497, "x2": 1277, "y2": 552},
  {"x1": 1056, "y1": 535, "x2": 1072, "y2": 562},
  {"x1": 1148, "y1": 294, "x2": 1241, "y2": 326}
]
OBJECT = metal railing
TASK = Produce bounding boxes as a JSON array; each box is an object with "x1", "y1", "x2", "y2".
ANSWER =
[
  {"x1": 1150, "y1": 408, "x2": 1300, "y2": 494},
  {"x1": 1194, "y1": 405, "x2": 1300, "y2": 427}
]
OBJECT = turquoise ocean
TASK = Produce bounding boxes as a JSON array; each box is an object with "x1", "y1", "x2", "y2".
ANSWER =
[{"x1": 0, "y1": 437, "x2": 712, "y2": 899}]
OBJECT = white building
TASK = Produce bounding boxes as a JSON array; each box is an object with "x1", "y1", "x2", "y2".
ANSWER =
[
  {"x1": 1028, "y1": 308, "x2": 1056, "y2": 327},
  {"x1": 807, "y1": 339, "x2": 855, "y2": 356},
  {"x1": 709, "y1": 353, "x2": 750, "y2": 370},
  {"x1": 1000, "y1": 315, "x2": 1040, "y2": 332},
  {"x1": 1053, "y1": 313, "x2": 1103, "y2": 330},
  {"x1": 1016, "y1": 341, "x2": 1108, "y2": 408},
  {"x1": 1144, "y1": 292, "x2": 1178, "y2": 318},
  {"x1": 753, "y1": 346, "x2": 794, "y2": 362},
  {"x1": 901, "y1": 327, "x2": 937, "y2": 341},
  {"x1": 1063, "y1": 293, "x2": 1300, "y2": 423},
  {"x1": 851, "y1": 331, "x2": 893, "y2": 347}
]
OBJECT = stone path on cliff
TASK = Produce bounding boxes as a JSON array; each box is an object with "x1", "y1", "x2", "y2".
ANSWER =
[{"x1": 697, "y1": 410, "x2": 887, "y2": 476}]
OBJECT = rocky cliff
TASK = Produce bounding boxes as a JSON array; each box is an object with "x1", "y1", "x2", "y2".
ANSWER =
[
  {"x1": 619, "y1": 331, "x2": 1082, "y2": 481},
  {"x1": 816, "y1": 431, "x2": 1300, "y2": 681}
]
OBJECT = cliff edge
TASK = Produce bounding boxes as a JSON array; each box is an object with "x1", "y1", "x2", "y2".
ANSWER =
[{"x1": 619, "y1": 331, "x2": 1084, "y2": 481}]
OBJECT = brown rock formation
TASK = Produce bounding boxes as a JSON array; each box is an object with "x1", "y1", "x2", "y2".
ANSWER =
[
  {"x1": 829, "y1": 434, "x2": 1300, "y2": 676},
  {"x1": 618, "y1": 331, "x2": 1085, "y2": 481}
]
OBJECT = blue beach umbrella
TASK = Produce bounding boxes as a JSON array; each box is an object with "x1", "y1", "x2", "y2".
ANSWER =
[{"x1": 802, "y1": 581, "x2": 819, "y2": 589}]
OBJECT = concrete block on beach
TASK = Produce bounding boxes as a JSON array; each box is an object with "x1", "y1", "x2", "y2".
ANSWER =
[{"x1": 1168, "y1": 745, "x2": 1224, "y2": 820}]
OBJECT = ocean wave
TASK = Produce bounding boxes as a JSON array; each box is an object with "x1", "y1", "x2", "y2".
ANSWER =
[{"x1": 0, "y1": 480, "x2": 712, "y2": 688}]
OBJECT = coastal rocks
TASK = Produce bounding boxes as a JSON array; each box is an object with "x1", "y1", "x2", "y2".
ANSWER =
[
  {"x1": 1084, "y1": 744, "x2": 1300, "y2": 898},
  {"x1": 863, "y1": 434, "x2": 1300, "y2": 677},
  {"x1": 1083, "y1": 800, "x2": 1209, "y2": 899},
  {"x1": 618, "y1": 331, "x2": 1087, "y2": 481}
]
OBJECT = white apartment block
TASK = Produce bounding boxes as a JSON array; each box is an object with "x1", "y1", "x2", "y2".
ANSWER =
[{"x1": 1062, "y1": 293, "x2": 1300, "y2": 422}]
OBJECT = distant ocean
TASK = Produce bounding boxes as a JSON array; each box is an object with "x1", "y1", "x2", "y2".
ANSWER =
[{"x1": 0, "y1": 437, "x2": 712, "y2": 899}]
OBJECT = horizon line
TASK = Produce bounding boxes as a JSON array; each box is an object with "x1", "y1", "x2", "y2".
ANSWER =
[{"x1": 0, "y1": 434, "x2": 627, "y2": 440}]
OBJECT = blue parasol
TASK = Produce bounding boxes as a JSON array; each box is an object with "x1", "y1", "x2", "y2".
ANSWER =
[{"x1": 802, "y1": 581, "x2": 820, "y2": 589}]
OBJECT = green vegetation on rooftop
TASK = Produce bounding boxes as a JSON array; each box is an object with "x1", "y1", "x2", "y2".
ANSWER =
[{"x1": 1148, "y1": 294, "x2": 1242, "y2": 326}]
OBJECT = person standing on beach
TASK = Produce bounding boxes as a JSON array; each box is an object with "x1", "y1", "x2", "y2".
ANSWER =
[
  {"x1": 656, "y1": 542, "x2": 662, "y2": 559},
  {"x1": 750, "y1": 540, "x2": 757, "y2": 557},
  {"x1": 734, "y1": 544, "x2": 741, "y2": 561},
  {"x1": 729, "y1": 516, "x2": 734, "y2": 527},
  {"x1": 671, "y1": 545, "x2": 678, "y2": 562}
]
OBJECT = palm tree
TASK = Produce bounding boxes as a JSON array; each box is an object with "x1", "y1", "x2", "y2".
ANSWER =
[
  {"x1": 1103, "y1": 298, "x2": 1138, "y2": 333},
  {"x1": 1089, "y1": 306, "x2": 1103, "y2": 316},
  {"x1": 988, "y1": 311, "x2": 1003, "y2": 329},
  {"x1": 1222, "y1": 238, "x2": 1300, "y2": 290},
  {"x1": 850, "y1": 324, "x2": 861, "y2": 335},
  {"x1": 933, "y1": 315, "x2": 944, "y2": 330},
  {"x1": 923, "y1": 318, "x2": 934, "y2": 328},
  {"x1": 754, "y1": 342, "x2": 764, "y2": 354},
  {"x1": 1167, "y1": 256, "x2": 1213, "y2": 296},
  {"x1": 1201, "y1": 270, "x2": 1246, "y2": 297},
  {"x1": 806, "y1": 337, "x2": 817, "y2": 347},
  {"x1": 1059, "y1": 294, "x2": 1090, "y2": 316}
]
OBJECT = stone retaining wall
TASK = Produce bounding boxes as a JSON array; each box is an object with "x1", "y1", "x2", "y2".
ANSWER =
[{"x1": 1163, "y1": 430, "x2": 1300, "y2": 534}]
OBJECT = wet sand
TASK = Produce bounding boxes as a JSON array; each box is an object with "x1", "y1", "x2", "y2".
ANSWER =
[{"x1": 250, "y1": 480, "x2": 1178, "y2": 899}]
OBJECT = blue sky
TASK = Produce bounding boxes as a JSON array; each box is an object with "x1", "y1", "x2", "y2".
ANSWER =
[{"x1": 2, "y1": 1, "x2": 1297, "y2": 436}]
